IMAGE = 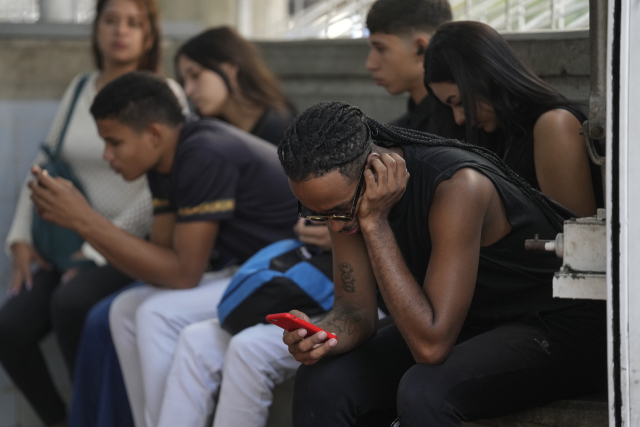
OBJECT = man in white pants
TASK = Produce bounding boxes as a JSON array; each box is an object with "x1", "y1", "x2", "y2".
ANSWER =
[
  {"x1": 116, "y1": 215, "x2": 330, "y2": 427},
  {"x1": 157, "y1": 319, "x2": 301, "y2": 427},
  {"x1": 97, "y1": 72, "x2": 299, "y2": 426},
  {"x1": 154, "y1": 275, "x2": 384, "y2": 427}
]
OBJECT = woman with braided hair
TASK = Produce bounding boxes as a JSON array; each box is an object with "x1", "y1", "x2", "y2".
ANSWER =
[
  {"x1": 423, "y1": 21, "x2": 602, "y2": 218},
  {"x1": 279, "y1": 101, "x2": 606, "y2": 427}
]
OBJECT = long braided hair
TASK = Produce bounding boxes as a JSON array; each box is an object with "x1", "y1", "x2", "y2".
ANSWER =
[{"x1": 278, "y1": 101, "x2": 565, "y2": 231}]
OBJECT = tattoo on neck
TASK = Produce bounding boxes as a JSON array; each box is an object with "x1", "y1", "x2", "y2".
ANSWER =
[{"x1": 338, "y1": 262, "x2": 356, "y2": 292}]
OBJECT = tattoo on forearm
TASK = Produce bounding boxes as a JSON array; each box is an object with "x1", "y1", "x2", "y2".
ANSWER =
[
  {"x1": 338, "y1": 262, "x2": 356, "y2": 292},
  {"x1": 324, "y1": 311, "x2": 362, "y2": 336}
]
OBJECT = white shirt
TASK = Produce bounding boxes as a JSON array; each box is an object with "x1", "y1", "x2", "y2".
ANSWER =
[{"x1": 5, "y1": 71, "x2": 189, "y2": 266}]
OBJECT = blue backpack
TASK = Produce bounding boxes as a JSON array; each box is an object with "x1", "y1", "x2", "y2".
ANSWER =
[{"x1": 217, "y1": 239, "x2": 334, "y2": 335}]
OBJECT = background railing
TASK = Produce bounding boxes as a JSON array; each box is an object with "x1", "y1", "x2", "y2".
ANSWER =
[
  {"x1": 0, "y1": 0, "x2": 95, "y2": 23},
  {"x1": 268, "y1": 0, "x2": 589, "y2": 39},
  {"x1": 0, "y1": 0, "x2": 39, "y2": 23},
  {"x1": 0, "y1": 0, "x2": 590, "y2": 38}
]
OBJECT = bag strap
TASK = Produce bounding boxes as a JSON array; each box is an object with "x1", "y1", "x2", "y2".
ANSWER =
[{"x1": 53, "y1": 73, "x2": 90, "y2": 157}]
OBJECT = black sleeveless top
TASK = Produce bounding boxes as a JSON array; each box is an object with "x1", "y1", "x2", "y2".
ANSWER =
[
  {"x1": 250, "y1": 108, "x2": 295, "y2": 146},
  {"x1": 387, "y1": 144, "x2": 601, "y2": 329},
  {"x1": 481, "y1": 106, "x2": 604, "y2": 210}
]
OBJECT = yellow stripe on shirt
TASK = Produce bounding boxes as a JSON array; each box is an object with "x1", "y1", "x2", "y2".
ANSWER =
[
  {"x1": 153, "y1": 198, "x2": 170, "y2": 208},
  {"x1": 178, "y1": 199, "x2": 236, "y2": 217}
]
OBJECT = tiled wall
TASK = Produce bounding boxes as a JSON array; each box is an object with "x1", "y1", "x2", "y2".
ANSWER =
[{"x1": 0, "y1": 100, "x2": 73, "y2": 427}]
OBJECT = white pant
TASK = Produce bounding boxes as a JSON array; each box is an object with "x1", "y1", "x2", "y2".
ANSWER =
[
  {"x1": 157, "y1": 319, "x2": 301, "y2": 427},
  {"x1": 109, "y1": 270, "x2": 234, "y2": 427},
  {"x1": 111, "y1": 265, "x2": 385, "y2": 427}
]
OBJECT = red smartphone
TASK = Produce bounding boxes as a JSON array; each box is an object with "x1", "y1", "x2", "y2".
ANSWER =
[{"x1": 266, "y1": 313, "x2": 337, "y2": 342}]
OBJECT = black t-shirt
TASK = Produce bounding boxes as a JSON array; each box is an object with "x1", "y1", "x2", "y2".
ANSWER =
[
  {"x1": 387, "y1": 143, "x2": 603, "y2": 329},
  {"x1": 389, "y1": 96, "x2": 466, "y2": 140},
  {"x1": 209, "y1": 107, "x2": 293, "y2": 146},
  {"x1": 148, "y1": 118, "x2": 297, "y2": 263},
  {"x1": 250, "y1": 108, "x2": 294, "y2": 146}
]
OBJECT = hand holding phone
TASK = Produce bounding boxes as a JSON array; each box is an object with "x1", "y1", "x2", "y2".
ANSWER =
[
  {"x1": 266, "y1": 312, "x2": 337, "y2": 343},
  {"x1": 31, "y1": 165, "x2": 47, "y2": 187},
  {"x1": 293, "y1": 218, "x2": 332, "y2": 251}
]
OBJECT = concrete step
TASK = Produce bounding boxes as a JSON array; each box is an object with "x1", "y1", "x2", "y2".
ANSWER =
[
  {"x1": 267, "y1": 377, "x2": 294, "y2": 427},
  {"x1": 1, "y1": 343, "x2": 607, "y2": 427},
  {"x1": 472, "y1": 394, "x2": 608, "y2": 427},
  {"x1": 269, "y1": 380, "x2": 607, "y2": 427}
]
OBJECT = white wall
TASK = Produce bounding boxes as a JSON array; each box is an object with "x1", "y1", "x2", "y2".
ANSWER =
[
  {"x1": 608, "y1": 0, "x2": 640, "y2": 424},
  {"x1": 0, "y1": 100, "x2": 73, "y2": 427},
  {"x1": 0, "y1": 101, "x2": 59, "y2": 291}
]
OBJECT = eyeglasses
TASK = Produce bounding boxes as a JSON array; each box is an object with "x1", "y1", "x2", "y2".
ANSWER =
[{"x1": 298, "y1": 150, "x2": 371, "y2": 222}]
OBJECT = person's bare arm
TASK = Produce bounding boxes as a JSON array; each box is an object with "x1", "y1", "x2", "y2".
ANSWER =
[
  {"x1": 533, "y1": 109, "x2": 597, "y2": 217},
  {"x1": 29, "y1": 167, "x2": 218, "y2": 289},
  {"x1": 150, "y1": 213, "x2": 176, "y2": 248},
  {"x1": 358, "y1": 154, "x2": 509, "y2": 364},
  {"x1": 283, "y1": 225, "x2": 380, "y2": 365}
]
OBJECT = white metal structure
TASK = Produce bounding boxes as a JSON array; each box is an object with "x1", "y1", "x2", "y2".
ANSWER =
[
  {"x1": 550, "y1": 214, "x2": 607, "y2": 300},
  {"x1": 608, "y1": 0, "x2": 640, "y2": 424},
  {"x1": 244, "y1": 0, "x2": 590, "y2": 39}
]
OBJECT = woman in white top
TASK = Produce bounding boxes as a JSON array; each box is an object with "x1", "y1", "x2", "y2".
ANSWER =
[{"x1": 0, "y1": 1, "x2": 186, "y2": 426}]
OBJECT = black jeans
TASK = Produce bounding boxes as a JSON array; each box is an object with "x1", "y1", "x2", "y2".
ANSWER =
[
  {"x1": 0, "y1": 265, "x2": 133, "y2": 426},
  {"x1": 293, "y1": 306, "x2": 607, "y2": 427}
]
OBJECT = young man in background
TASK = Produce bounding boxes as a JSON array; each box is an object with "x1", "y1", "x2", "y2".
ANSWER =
[{"x1": 366, "y1": 0, "x2": 463, "y2": 138}]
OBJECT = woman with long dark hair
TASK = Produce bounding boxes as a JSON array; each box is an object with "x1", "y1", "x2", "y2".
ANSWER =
[
  {"x1": 175, "y1": 26, "x2": 294, "y2": 145},
  {"x1": 0, "y1": 1, "x2": 185, "y2": 426},
  {"x1": 424, "y1": 21, "x2": 601, "y2": 217}
]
